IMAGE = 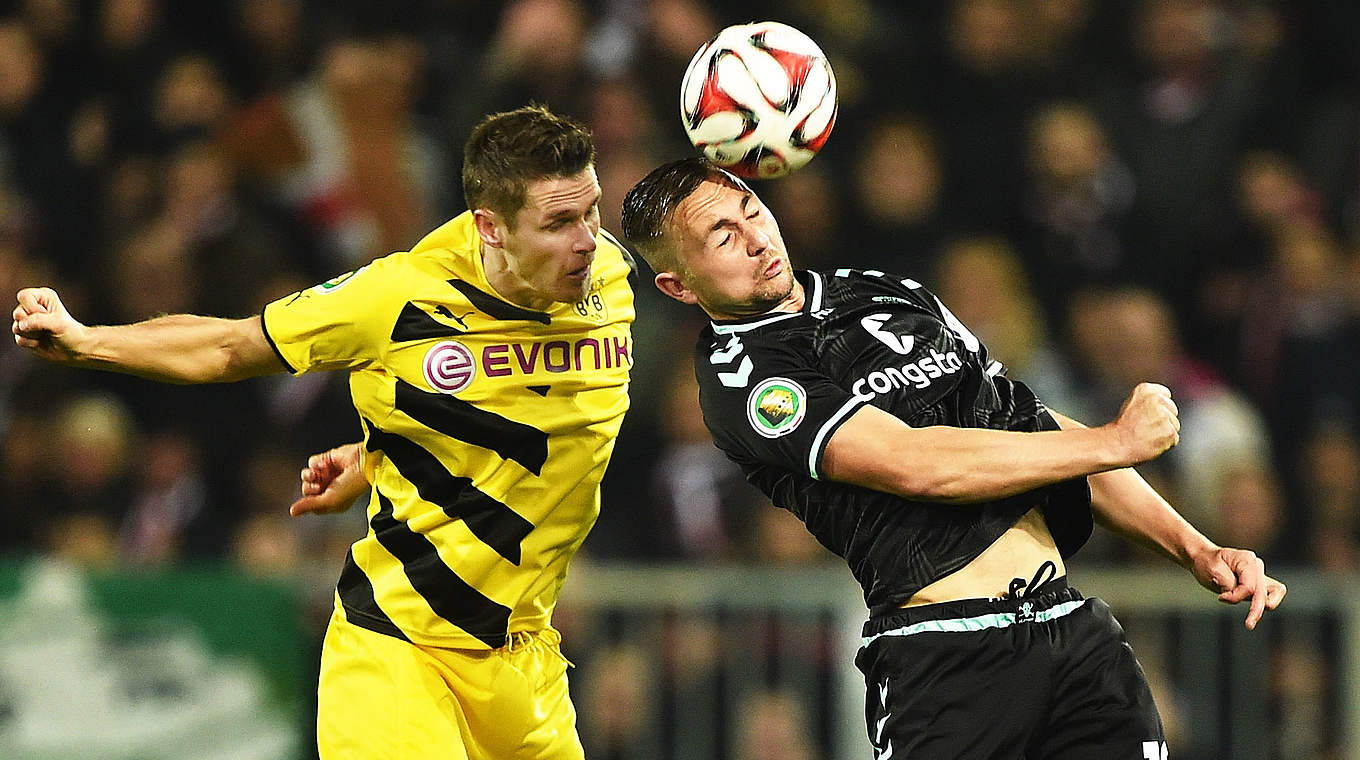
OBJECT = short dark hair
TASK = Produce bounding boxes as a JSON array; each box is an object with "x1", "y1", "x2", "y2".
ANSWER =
[
  {"x1": 462, "y1": 105, "x2": 596, "y2": 220},
  {"x1": 620, "y1": 156, "x2": 748, "y2": 274}
]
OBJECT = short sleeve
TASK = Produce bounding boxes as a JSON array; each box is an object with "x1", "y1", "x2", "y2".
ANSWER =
[
  {"x1": 697, "y1": 335, "x2": 868, "y2": 481},
  {"x1": 260, "y1": 259, "x2": 400, "y2": 374}
]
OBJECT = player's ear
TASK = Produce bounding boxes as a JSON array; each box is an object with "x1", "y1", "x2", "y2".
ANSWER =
[
  {"x1": 473, "y1": 209, "x2": 505, "y2": 248},
  {"x1": 654, "y1": 271, "x2": 698, "y2": 305}
]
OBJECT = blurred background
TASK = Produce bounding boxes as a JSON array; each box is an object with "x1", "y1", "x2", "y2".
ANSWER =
[{"x1": 0, "y1": 0, "x2": 1357, "y2": 758}]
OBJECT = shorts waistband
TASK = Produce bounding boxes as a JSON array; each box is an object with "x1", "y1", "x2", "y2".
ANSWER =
[{"x1": 861, "y1": 580, "x2": 1084, "y2": 646}]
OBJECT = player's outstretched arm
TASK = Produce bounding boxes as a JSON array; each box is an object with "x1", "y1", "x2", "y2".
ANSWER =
[
  {"x1": 1049, "y1": 409, "x2": 1287, "y2": 629},
  {"x1": 290, "y1": 443, "x2": 368, "y2": 517},
  {"x1": 822, "y1": 382, "x2": 1180, "y2": 504},
  {"x1": 12, "y1": 287, "x2": 285, "y2": 383}
]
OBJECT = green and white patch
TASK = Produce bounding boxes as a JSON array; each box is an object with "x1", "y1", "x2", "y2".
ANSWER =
[
  {"x1": 312, "y1": 266, "x2": 366, "y2": 294},
  {"x1": 747, "y1": 377, "x2": 806, "y2": 438}
]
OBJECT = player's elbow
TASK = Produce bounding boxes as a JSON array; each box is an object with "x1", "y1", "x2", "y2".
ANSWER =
[
  {"x1": 168, "y1": 341, "x2": 270, "y2": 384},
  {"x1": 217, "y1": 344, "x2": 277, "y2": 382},
  {"x1": 214, "y1": 318, "x2": 282, "y2": 382},
  {"x1": 147, "y1": 352, "x2": 237, "y2": 384}
]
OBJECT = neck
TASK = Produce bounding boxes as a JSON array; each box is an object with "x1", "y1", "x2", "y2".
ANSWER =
[
  {"x1": 773, "y1": 279, "x2": 806, "y2": 313},
  {"x1": 703, "y1": 278, "x2": 806, "y2": 322},
  {"x1": 481, "y1": 243, "x2": 550, "y2": 310}
]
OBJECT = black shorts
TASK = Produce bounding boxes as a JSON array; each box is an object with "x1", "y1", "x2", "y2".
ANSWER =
[{"x1": 855, "y1": 580, "x2": 1166, "y2": 760}]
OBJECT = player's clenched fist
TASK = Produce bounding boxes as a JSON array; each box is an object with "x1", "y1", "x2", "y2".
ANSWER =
[
  {"x1": 1111, "y1": 382, "x2": 1180, "y2": 465},
  {"x1": 289, "y1": 443, "x2": 368, "y2": 517},
  {"x1": 11, "y1": 287, "x2": 87, "y2": 363}
]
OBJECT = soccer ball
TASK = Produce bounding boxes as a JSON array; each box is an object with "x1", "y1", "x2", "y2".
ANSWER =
[{"x1": 680, "y1": 21, "x2": 837, "y2": 180}]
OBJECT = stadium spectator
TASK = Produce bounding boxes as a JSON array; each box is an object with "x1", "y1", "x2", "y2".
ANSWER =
[
  {"x1": 929, "y1": 0, "x2": 1043, "y2": 235},
  {"x1": 734, "y1": 689, "x2": 821, "y2": 760},
  {"x1": 575, "y1": 643, "x2": 660, "y2": 760},
  {"x1": 41, "y1": 392, "x2": 138, "y2": 563},
  {"x1": 933, "y1": 234, "x2": 1092, "y2": 421},
  {"x1": 1299, "y1": 425, "x2": 1360, "y2": 572},
  {"x1": 1085, "y1": 0, "x2": 1279, "y2": 316},
  {"x1": 1018, "y1": 100, "x2": 1137, "y2": 323},
  {"x1": 845, "y1": 113, "x2": 954, "y2": 274},
  {"x1": 118, "y1": 429, "x2": 207, "y2": 564},
  {"x1": 1192, "y1": 150, "x2": 1324, "y2": 374}
]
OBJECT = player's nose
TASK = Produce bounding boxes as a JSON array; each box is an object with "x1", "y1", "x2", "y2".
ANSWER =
[
  {"x1": 745, "y1": 224, "x2": 770, "y2": 256},
  {"x1": 572, "y1": 221, "x2": 597, "y2": 254}
]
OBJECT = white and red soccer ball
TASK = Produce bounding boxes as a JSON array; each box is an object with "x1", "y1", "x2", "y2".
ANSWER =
[{"x1": 680, "y1": 21, "x2": 838, "y2": 180}]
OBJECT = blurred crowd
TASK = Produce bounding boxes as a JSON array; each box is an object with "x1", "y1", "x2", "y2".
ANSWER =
[
  {"x1": 1, "y1": 0, "x2": 1359, "y2": 756},
  {"x1": 2, "y1": 0, "x2": 1359, "y2": 597}
]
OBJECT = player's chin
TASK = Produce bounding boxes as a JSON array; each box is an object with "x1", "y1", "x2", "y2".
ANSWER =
[
  {"x1": 762, "y1": 269, "x2": 795, "y2": 298},
  {"x1": 747, "y1": 286, "x2": 792, "y2": 313},
  {"x1": 556, "y1": 273, "x2": 592, "y2": 303}
]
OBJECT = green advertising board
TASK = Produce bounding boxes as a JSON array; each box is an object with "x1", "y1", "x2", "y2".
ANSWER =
[{"x1": 0, "y1": 559, "x2": 312, "y2": 760}]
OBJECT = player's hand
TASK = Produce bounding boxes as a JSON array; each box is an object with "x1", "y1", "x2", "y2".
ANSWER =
[
  {"x1": 289, "y1": 443, "x2": 368, "y2": 517},
  {"x1": 12, "y1": 287, "x2": 88, "y2": 363},
  {"x1": 1109, "y1": 383, "x2": 1180, "y2": 466},
  {"x1": 1189, "y1": 545, "x2": 1287, "y2": 630}
]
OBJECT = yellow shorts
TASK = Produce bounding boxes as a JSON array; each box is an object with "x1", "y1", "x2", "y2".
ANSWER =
[{"x1": 316, "y1": 606, "x2": 585, "y2": 760}]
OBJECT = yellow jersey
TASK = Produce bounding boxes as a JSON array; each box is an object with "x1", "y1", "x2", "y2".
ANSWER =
[{"x1": 262, "y1": 211, "x2": 634, "y2": 648}]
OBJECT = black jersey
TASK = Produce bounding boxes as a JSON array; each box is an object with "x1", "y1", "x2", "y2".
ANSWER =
[{"x1": 694, "y1": 269, "x2": 1092, "y2": 611}]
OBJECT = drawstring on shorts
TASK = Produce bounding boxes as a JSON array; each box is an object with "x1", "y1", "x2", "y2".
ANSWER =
[
  {"x1": 504, "y1": 630, "x2": 575, "y2": 669},
  {"x1": 1008, "y1": 560, "x2": 1058, "y2": 599}
]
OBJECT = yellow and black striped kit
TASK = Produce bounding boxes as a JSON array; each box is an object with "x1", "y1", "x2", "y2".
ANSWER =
[{"x1": 263, "y1": 211, "x2": 634, "y2": 649}]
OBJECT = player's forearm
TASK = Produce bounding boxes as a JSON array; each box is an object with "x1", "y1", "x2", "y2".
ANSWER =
[
  {"x1": 1049, "y1": 410, "x2": 1215, "y2": 568},
  {"x1": 71, "y1": 314, "x2": 282, "y2": 383},
  {"x1": 1086, "y1": 466, "x2": 1215, "y2": 568}
]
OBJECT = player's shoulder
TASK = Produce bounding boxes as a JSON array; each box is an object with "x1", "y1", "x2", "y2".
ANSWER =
[
  {"x1": 316, "y1": 251, "x2": 417, "y2": 296},
  {"x1": 693, "y1": 316, "x2": 808, "y2": 395},
  {"x1": 289, "y1": 249, "x2": 461, "y2": 316},
  {"x1": 807, "y1": 267, "x2": 941, "y2": 318},
  {"x1": 365, "y1": 241, "x2": 488, "y2": 295},
  {"x1": 816, "y1": 266, "x2": 934, "y2": 298},
  {"x1": 700, "y1": 311, "x2": 807, "y2": 350},
  {"x1": 596, "y1": 227, "x2": 638, "y2": 284}
]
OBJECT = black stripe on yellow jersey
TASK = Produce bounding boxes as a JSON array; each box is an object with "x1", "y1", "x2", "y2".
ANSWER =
[
  {"x1": 337, "y1": 549, "x2": 408, "y2": 641},
  {"x1": 366, "y1": 487, "x2": 512, "y2": 647},
  {"x1": 363, "y1": 420, "x2": 533, "y2": 565},
  {"x1": 449, "y1": 279, "x2": 552, "y2": 324},
  {"x1": 394, "y1": 379, "x2": 548, "y2": 476},
  {"x1": 391, "y1": 301, "x2": 468, "y2": 341}
]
